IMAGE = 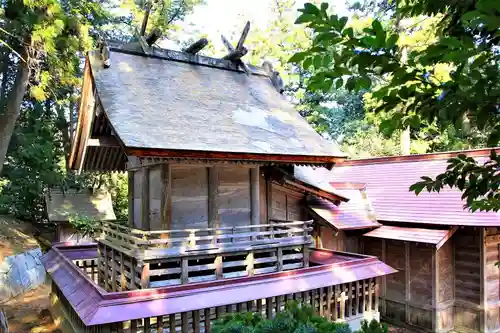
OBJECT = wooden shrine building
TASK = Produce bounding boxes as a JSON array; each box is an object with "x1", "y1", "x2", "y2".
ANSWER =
[
  {"x1": 313, "y1": 148, "x2": 500, "y2": 333},
  {"x1": 43, "y1": 26, "x2": 395, "y2": 333}
]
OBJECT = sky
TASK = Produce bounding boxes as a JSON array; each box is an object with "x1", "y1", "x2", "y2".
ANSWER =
[{"x1": 160, "y1": 0, "x2": 352, "y2": 50}]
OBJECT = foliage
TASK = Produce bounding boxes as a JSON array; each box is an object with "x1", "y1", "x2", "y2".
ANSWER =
[
  {"x1": 290, "y1": 0, "x2": 500, "y2": 211},
  {"x1": 411, "y1": 150, "x2": 500, "y2": 212},
  {"x1": 213, "y1": 301, "x2": 352, "y2": 333},
  {"x1": 357, "y1": 320, "x2": 388, "y2": 333},
  {"x1": 68, "y1": 213, "x2": 100, "y2": 239}
]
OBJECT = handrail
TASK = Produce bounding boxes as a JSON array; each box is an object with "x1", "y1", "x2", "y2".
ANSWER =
[{"x1": 97, "y1": 220, "x2": 313, "y2": 251}]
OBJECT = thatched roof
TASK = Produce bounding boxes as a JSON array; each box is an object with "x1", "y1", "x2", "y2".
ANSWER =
[
  {"x1": 45, "y1": 189, "x2": 116, "y2": 222},
  {"x1": 69, "y1": 46, "x2": 345, "y2": 171}
]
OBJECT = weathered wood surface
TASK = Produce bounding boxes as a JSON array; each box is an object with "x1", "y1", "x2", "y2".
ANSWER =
[
  {"x1": 184, "y1": 38, "x2": 209, "y2": 54},
  {"x1": 218, "y1": 167, "x2": 251, "y2": 228}
]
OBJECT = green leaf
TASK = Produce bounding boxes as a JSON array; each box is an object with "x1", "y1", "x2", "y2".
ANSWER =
[
  {"x1": 371, "y1": 20, "x2": 383, "y2": 35},
  {"x1": 320, "y1": 2, "x2": 328, "y2": 11},
  {"x1": 357, "y1": 76, "x2": 372, "y2": 89},
  {"x1": 345, "y1": 77, "x2": 356, "y2": 91},
  {"x1": 302, "y1": 3, "x2": 321, "y2": 15},
  {"x1": 386, "y1": 34, "x2": 398, "y2": 48},
  {"x1": 288, "y1": 52, "x2": 307, "y2": 64},
  {"x1": 335, "y1": 78, "x2": 343, "y2": 89},
  {"x1": 338, "y1": 17, "x2": 348, "y2": 31},
  {"x1": 303, "y1": 57, "x2": 313, "y2": 69},
  {"x1": 344, "y1": 27, "x2": 354, "y2": 38},
  {"x1": 313, "y1": 55, "x2": 322, "y2": 69},
  {"x1": 295, "y1": 14, "x2": 316, "y2": 24}
]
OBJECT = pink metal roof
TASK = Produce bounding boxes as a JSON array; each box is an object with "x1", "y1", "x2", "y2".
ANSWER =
[
  {"x1": 313, "y1": 149, "x2": 500, "y2": 227},
  {"x1": 43, "y1": 243, "x2": 395, "y2": 326},
  {"x1": 363, "y1": 225, "x2": 457, "y2": 249},
  {"x1": 307, "y1": 195, "x2": 380, "y2": 230}
]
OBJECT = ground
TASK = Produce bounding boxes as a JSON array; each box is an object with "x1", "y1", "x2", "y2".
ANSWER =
[{"x1": 0, "y1": 216, "x2": 59, "y2": 333}]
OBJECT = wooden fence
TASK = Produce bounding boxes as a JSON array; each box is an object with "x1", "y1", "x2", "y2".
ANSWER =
[
  {"x1": 96, "y1": 220, "x2": 313, "y2": 291},
  {"x1": 51, "y1": 276, "x2": 378, "y2": 333}
]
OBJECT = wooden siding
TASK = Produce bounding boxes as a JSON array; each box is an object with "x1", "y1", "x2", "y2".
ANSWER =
[
  {"x1": 269, "y1": 183, "x2": 305, "y2": 221},
  {"x1": 454, "y1": 228, "x2": 481, "y2": 305},
  {"x1": 149, "y1": 166, "x2": 162, "y2": 230},
  {"x1": 318, "y1": 227, "x2": 346, "y2": 251},
  {"x1": 171, "y1": 166, "x2": 209, "y2": 230},
  {"x1": 133, "y1": 170, "x2": 142, "y2": 229},
  {"x1": 409, "y1": 243, "x2": 433, "y2": 306},
  {"x1": 485, "y1": 228, "x2": 500, "y2": 332},
  {"x1": 385, "y1": 240, "x2": 405, "y2": 302},
  {"x1": 259, "y1": 173, "x2": 267, "y2": 224},
  {"x1": 218, "y1": 167, "x2": 251, "y2": 228},
  {"x1": 438, "y1": 240, "x2": 454, "y2": 304}
]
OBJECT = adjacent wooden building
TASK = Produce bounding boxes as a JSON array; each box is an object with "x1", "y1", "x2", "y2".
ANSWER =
[
  {"x1": 315, "y1": 149, "x2": 500, "y2": 333},
  {"x1": 43, "y1": 30, "x2": 395, "y2": 333}
]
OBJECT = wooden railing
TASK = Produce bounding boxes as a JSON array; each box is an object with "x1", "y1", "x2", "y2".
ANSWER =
[
  {"x1": 97, "y1": 220, "x2": 313, "y2": 257},
  {"x1": 96, "y1": 220, "x2": 313, "y2": 291},
  {"x1": 51, "y1": 276, "x2": 378, "y2": 333}
]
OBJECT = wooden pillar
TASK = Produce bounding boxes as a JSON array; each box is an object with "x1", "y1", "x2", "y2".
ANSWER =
[
  {"x1": 405, "y1": 242, "x2": 410, "y2": 323},
  {"x1": 169, "y1": 314, "x2": 176, "y2": 333},
  {"x1": 161, "y1": 163, "x2": 172, "y2": 231},
  {"x1": 111, "y1": 248, "x2": 117, "y2": 291},
  {"x1": 128, "y1": 170, "x2": 134, "y2": 227},
  {"x1": 208, "y1": 167, "x2": 220, "y2": 229},
  {"x1": 247, "y1": 251, "x2": 254, "y2": 276},
  {"x1": 432, "y1": 250, "x2": 438, "y2": 331},
  {"x1": 250, "y1": 167, "x2": 260, "y2": 226},
  {"x1": 480, "y1": 228, "x2": 487, "y2": 333},
  {"x1": 181, "y1": 258, "x2": 189, "y2": 284},
  {"x1": 204, "y1": 308, "x2": 211, "y2": 333},
  {"x1": 381, "y1": 239, "x2": 387, "y2": 315},
  {"x1": 140, "y1": 262, "x2": 150, "y2": 289},
  {"x1": 141, "y1": 167, "x2": 150, "y2": 230},
  {"x1": 266, "y1": 177, "x2": 273, "y2": 223}
]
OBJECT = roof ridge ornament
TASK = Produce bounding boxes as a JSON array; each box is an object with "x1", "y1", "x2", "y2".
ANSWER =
[
  {"x1": 97, "y1": 35, "x2": 110, "y2": 68},
  {"x1": 220, "y1": 21, "x2": 251, "y2": 75},
  {"x1": 262, "y1": 61, "x2": 284, "y2": 94},
  {"x1": 183, "y1": 38, "x2": 209, "y2": 55}
]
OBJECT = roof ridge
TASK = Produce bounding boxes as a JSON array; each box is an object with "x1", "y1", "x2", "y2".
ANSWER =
[
  {"x1": 339, "y1": 147, "x2": 499, "y2": 166},
  {"x1": 105, "y1": 41, "x2": 271, "y2": 77}
]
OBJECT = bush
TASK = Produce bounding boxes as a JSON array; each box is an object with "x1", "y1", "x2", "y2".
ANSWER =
[
  {"x1": 357, "y1": 320, "x2": 388, "y2": 333},
  {"x1": 213, "y1": 301, "x2": 352, "y2": 333}
]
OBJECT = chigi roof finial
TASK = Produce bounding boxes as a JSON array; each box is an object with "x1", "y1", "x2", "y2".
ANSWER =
[{"x1": 220, "y1": 21, "x2": 251, "y2": 74}]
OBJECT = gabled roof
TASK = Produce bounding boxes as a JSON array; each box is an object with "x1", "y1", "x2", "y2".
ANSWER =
[
  {"x1": 45, "y1": 189, "x2": 116, "y2": 222},
  {"x1": 69, "y1": 47, "x2": 345, "y2": 171},
  {"x1": 319, "y1": 148, "x2": 500, "y2": 227},
  {"x1": 307, "y1": 192, "x2": 380, "y2": 231},
  {"x1": 363, "y1": 225, "x2": 457, "y2": 249}
]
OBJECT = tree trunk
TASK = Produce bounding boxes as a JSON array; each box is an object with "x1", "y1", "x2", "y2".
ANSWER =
[{"x1": 0, "y1": 48, "x2": 29, "y2": 175}]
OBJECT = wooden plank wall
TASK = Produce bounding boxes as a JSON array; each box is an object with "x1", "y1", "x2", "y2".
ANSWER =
[
  {"x1": 436, "y1": 240, "x2": 454, "y2": 331},
  {"x1": 454, "y1": 228, "x2": 482, "y2": 332},
  {"x1": 317, "y1": 227, "x2": 346, "y2": 251},
  {"x1": 485, "y1": 228, "x2": 500, "y2": 332},
  {"x1": 133, "y1": 170, "x2": 143, "y2": 229},
  {"x1": 171, "y1": 166, "x2": 209, "y2": 230},
  {"x1": 218, "y1": 167, "x2": 251, "y2": 228},
  {"x1": 269, "y1": 183, "x2": 305, "y2": 221},
  {"x1": 149, "y1": 167, "x2": 162, "y2": 230}
]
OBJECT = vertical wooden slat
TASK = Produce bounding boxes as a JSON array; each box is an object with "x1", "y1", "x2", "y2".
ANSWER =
[
  {"x1": 128, "y1": 170, "x2": 134, "y2": 226},
  {"x1": 120, "y1": 252, "x2": 126, "y2": 291},
  {"x1": 257, "y1": 299, "x2": 263, "y2": 315},
  {"x1": 215, "y1": 256, "x2": 223, "y2": 279},
  {"x1": 247, "y1": 301, "x2": 253, "y2": 312},
  {"x1": 161, "y1": 163, "x2": 172, "y2": 230},
  {"x1": 368, "y1": 278, "x2": 374, "y2": 312},
  {"x1": 144, "y1": 318, "x2": 151, "y2": 332},
  {"x1": 193, "y1": 310, "x2": 200, "y2": 333},
  {"x1": 157, "y1": 316, "x2": 163, "y2": 333},
  {"x1": 216, "y1": 306, "x2": 223, "y2": 320},
  {"x1": 363, "y1": 279, "x2": 368, "y2": 313},
  {"x1": 319, "y1": 288, "x2": 324, "y2": 316},
  {"x1": 303, "y1": 245, "x2": 310, "y2": 268},
  {"x1": 111, "y1": 249, "x2": 117, "y2": 291},
  {"x1": 266, "y1": 178, "x2": 273, "y2": 223},
  {"x1": 326, "y1": 286, "x2": 333, "y2": 320},
  {"x1": 374, "y1": 278, "x2": 379, "y2": 313},
  {"x1": 276, "y1": 248, "x2": 283, "y2": 271},
  {"x1": 347, "y1": 282, "x2": 353, "y2": 318},
  {"x1": 181, "y1": 258, "x2": 189, "y2": 284},
  {"x1": 340, "y1": 288, "x2": 346, "y2": 320},
  {"x1": 103, "y1": 244, "x2": 109, "y2": 291},
  {"x1": 333, "y1": 285, "x2": 339, "y2": 321},
  {"x1": 140, "y1": 262, "x2": 150, "y2": 289},
  {"x1": 204, "y1": 308, "x2": 211, "y2": 333},
  {"x1": 355, "y1": 281, "x2": 360, "y2": 315},
  {"x1": 142, "y1": 167, "x2": 150, "y2": 230},
  {"x1": 311, "y1": 289, "x2": 317, "y2": 313},
  {"x1": 130, "y1": 259, "x2": 137, "y2": 290},
  {"x1": 381, "y1": 239, "x2": 387, "y2": 315},
  {"x1": 208, "y1": 167, "x2": 219, "y2": 229},
  {"x1": 266, "y1": 297, "x2": 273, "y2": 319},
  {"x1": 169, "y1": 314, "x2": 176, "y2": 333},
  {"x1": 130, "y1": 319, "x2": 138, "y2": 333},
  {"x1": 237, "y1": 302, "x2": 243, "y2": 312},
  {"x1": 247, "y1": 252, "x2": 254, "y2": 277},
  {"x1": 250, "y1": 167, "x2": 260, "y2": 230},
  {"x1": 181, "y1": 312, "x2": 189, "y2": 333}
]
